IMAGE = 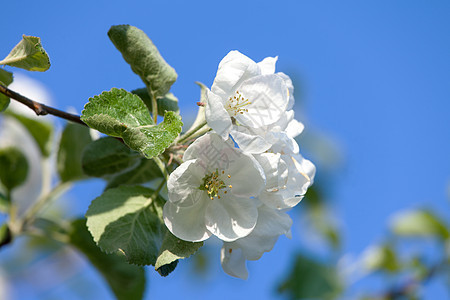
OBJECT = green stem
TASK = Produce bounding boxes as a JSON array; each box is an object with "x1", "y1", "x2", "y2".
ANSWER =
[
  {"x1": 153, "y1": 156, "x2": 169, "y2": 182},
  {"x1": 149, "y1": 87, "x2": 158, "y2": 124},
  {"x1": 19, "y1": 182, "x2": 72, "y2": 232},
  {"x1": 177, "y1": 120, "x2": 207, "y2": 144}
]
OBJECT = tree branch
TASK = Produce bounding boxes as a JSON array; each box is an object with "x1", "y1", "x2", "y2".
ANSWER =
[{"x1": 0, "y1": 84, "x2": 86, "y2": 126}]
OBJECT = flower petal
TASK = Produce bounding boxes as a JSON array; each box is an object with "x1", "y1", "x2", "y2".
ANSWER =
[
  {"x1": 235, "y1": 74, "x2": 288, "y2": 128},
  {"x1": 226, "y1": 154, "x2": 265, "y2": 198},
  {"x1": 230, "y1": 126, "x2": 272, "y2": 154},
  {"x1": 167, "y1": 159, "x2": 205, "y2": 207},
  {"x1": 257, "y1": 56, "x2": 278, "y2": 75},
  {"x1": 205, "y1": 195, "x2": 258, "y2": 242},
  {"x1": 163, "y1": 194, "x2": 212, "y2": 242},
  {"x1": 205, "y1": 90, "x2": 232, "y2": 139},
  {"x1": 211, "y1": 51, "x2": 260, "y2": 100},
  {"x1": 220, "y1": 245, "x2": 248, "y2": 279}
]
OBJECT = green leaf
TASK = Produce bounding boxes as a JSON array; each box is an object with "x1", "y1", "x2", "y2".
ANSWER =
[
  {"x1": 86, "y1": 186, "x2": 166, "y2": 266},
  {"x1": 362, "y1": 244, "x2": 400, "y2": 273},
  {"x1": 155, "y1": 231, "x2": 203, "y2": 276},
  {"x1": 0, "y1": 147, "x2": 28, "y2": 192},
  {"x1": 0, "y1": 35, "x2": 50, "y2": 71},
  {"x1": 82, "y1": 137, "x2": 140, "y2": 177},
  {"x1": 0, "y1": 69, "x2": 13, "y2": 112},
  {"x1": 106, "y1": 158, "x2": 163, "y2": 190},
  {"x1": 6, "y1": 112, "x2": 53, "y2": 157},
  {"x1": 278, "y1": 254, "x2": 342, "y2": 300},
  {"x1": 69, "y1": 219, "x2": 146, "y2": 300},
  {"x1": 81, "y1": 88, "x2": 183, "y2": 159},
  {"x1": 0, "y1": 224, "x2": 12, "y2": 248},
  {"x1": 390, "y1": 209, "x2": 449, "y2": 240},
  {"x1": 0, "y1": 193, "x2": 9, "y2": 213},
  {"x1": 57, "y1": 123, "x2": 93, "y2": 182},
  {"x1": 132, "y1": 88, "x2": 179, "y2": 116},
  {"x1": 108, "y1": 25, "x2": 177, "y2": 99}
]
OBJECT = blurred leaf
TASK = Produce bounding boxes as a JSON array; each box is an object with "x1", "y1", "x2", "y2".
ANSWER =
[
  {"x1": 86, "y1": 186, "x2": 166, "y2": 266},
  {"x1": 106, "y1": 157, "x2": 163, "y2": 190},
  {"x1": 0, "y1": 69, "x2": 13, "y2": 111},
  {"x1": 0, "y1": 223, "x2": 12, "y2": 248},
  {"x1": 363, "y1": 244, "x2": 400, "y2": 273},
  {"x1": 57, "y1": 122, "x2": 93, "y2": 182},
  {"x1": 108, "y1": 25, "x2": 177, "y2": 99},
  {"x1": 81, "y1": 88, "x2": 182, "y2": 159},
  {"x1": 6, "y1": 112, "x2": 53, "y2": 157},
  {"x1": 82, "y1": 137, "x2": 140, "y2": 177},
  {"x1": 132, "y1": 88, "x2": 179, "y2": 116},
  {"x1": 390, "y1": 209, "x2": 449, "y2": 240},
  {"x1": 0, "y1": 35, "x2": 50, "y2": 71},
  {"x1": 278, "y1": 254, "x2": 342, "y2": 300},
  {"x1": 155, "y1": 231, "x2": 203, "y2": 276},
  {"x1": 69, "y1": 219, "x2": 146, "y2": 300},
  {"x1": 0, "y1": 146, "x2": 28, "y2": 192},
  {"x1": 0, "y1": 192, "x2": 9, "y2": 213},
  {"x1": 310, "y1": 204, "x2": 341, "y2": 250}
]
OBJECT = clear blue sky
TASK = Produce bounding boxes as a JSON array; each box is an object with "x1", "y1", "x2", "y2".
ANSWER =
[{"x1": 1, "y1": 1, "x2": 449, "y2": 299}]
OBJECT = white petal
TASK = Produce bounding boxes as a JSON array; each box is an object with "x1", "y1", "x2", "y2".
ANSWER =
[
  {"x1": 167, "y1": 159, "x2": 205, "y2": 207},
  {"x1": 254, "y1": 153, "x2": 288, "y2": 191},
  {"x1": 205, "y1": 195, "x2": 258, "y2": 242},
  {"x1": 211, "y1": 51, "x2": 260, "y2": 100},
  {"x1": 163, "y1": 196, "x2": 212, "y2": 242},
  {"x1": 257, "y1": 56, "x2": 278, "y2": 75},
  {"x1": 226, "y1": 154, "x2": 265, "y2": 198},
  {"x1": 221, "y1": 245, "x2": 248, "y2": 279},
  {"x1": 230, "y1": 126, "x2": 272, "y2": 154},
  {"x1": 235, "y1": 74, "x2": 288, "y2": 128},
  {"x1": 277, "y1": 72, "x2": 295, "y2": 110},
  {"x1": 205, "y1": 90, "x2": 232, "y2": 139},
  {"x1": 229, "y1": 205, "x2": 292, "y2": 260},
  {"x1": 184, "y1": 132, "x2": 242, "y2": 171},
  {"x1": 291, "y1": 153, "x2": 316, "y2": 185},
  {"x1": 285, "y1": 118, "x2": 305, "y2": 139}
]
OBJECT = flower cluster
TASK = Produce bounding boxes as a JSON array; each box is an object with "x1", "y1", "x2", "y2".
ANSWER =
[{"x1": 163, "y1": 51, "x2": 315, "y2": 279}]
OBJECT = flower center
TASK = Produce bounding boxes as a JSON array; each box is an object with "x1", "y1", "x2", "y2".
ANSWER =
[
  {"x1": 225, "y1": 91, "x2": 251, "y2": 116},
  {"x1": 199, "y1": 169, "x2": 232, "y2": 200}
]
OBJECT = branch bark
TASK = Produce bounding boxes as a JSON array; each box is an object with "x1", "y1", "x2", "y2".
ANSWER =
[{"x1": 0, "y1": 84, "x2": 86, "y2": 126}]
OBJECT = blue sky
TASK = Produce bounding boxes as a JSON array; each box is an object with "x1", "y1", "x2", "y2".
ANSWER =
[{"x1": 1, "y1": 1, "x2": 449, "y2": 299}]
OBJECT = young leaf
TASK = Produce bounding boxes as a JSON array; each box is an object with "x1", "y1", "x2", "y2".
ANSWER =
[
  {"x1": 132, "y1": 88, "x2": 179, "y2": 116},
  {"x1": 82, "y1": 137, "x2": 140, "y2": 177},
  {"x1": 69, "y1": 219, "x2": 146, "y2": 300},
  {"x1": 155, "y1": 231, "x2": 203, "y2": 276},
  {"x1": 0, "y1": 69, "x2": 13, "y2": 111},
  {"x1": 362, "y1": 244, "x2": 400, "y2": 273},
  {"x1": 278, "y1": 254, "x2": 342, "y2": 300},
  {"x1": 108, "y1": 25, "x2": 177, "y2": 99},
  {"x1": 0, "y1": 147, "x2": 29, "y2": 192},
  {"x1": 6, "y1": 112, "x2": 53, "y2": 157},
  {"x1": 81, "y1": 88, "x2": 183, "y2": 159},
  {"x1": 86, "y1": 186, "x2": 166, "y2": 266},
  {"x1": 57, "y1": 123, "x2": 93, "y2": 182},
  {"x1": 106, "y1": 158, "x2": 163, "y2": 190},
  {"x1": 0, "y1": 193, "x2": 9, "y2": 213},
  {"x1": 0, "y1": 224, "x2": 12, "y2": 248},
  {"x1": 390, "y1": 209, "x2": 450, "y2": 240},
  {"x1": 0, "y1": 35, "x2": 50, "y2": 71}
]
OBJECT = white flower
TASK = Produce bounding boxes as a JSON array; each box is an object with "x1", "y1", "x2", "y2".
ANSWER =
[
  {"x1": 163, "y1": 132, "x2": 265, "y2": 242},
  {"x1": 205, "y1": 51, "x2": 290, "y2": 153},
  {"x1": 258, "y1": 150, "x2": 316, "y2": 210},
  {"x1": 220, "y1": 204, "x2": 293, "y2": 279}
]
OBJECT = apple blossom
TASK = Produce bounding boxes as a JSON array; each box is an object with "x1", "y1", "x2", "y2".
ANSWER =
[
  {"x1": 220, "y1": 204, "x2": 293, "y2": 279},
  {"x1": 205, "y1": 51, "x2": 290, "y2": 153},
  {"x1": 163, "y1": 132, "x2": 265, "y2": 242}
]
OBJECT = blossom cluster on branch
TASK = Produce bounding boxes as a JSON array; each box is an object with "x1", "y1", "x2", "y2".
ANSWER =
[{"x1": 163, "y1": 51, "x2": 315, "y2": 279}]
